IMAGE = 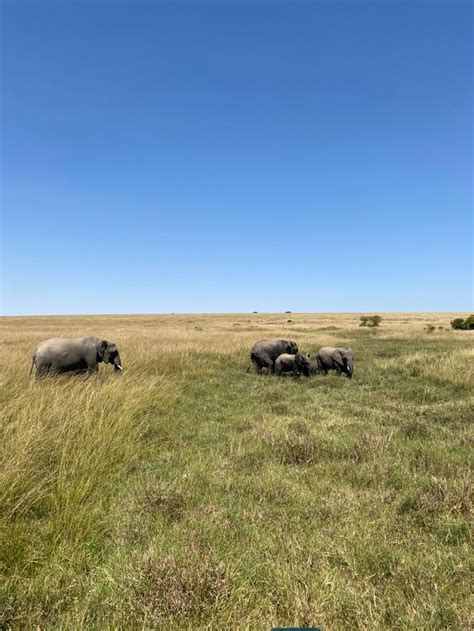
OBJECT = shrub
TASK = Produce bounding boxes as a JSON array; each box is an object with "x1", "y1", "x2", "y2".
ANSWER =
[
  {"x1": 425, "y1": 324, "x2": 435, "y2": 333},
  {"x1": 360, "y1": 315, "x2": 382, "y2": 327},
  {"x1": 451, "y1": 315, "x2": 474, "y2": 330}
]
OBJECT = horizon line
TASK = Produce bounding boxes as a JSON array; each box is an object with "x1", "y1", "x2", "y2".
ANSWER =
[{"x1": 1, "y1": 310, "x2": 471, "y2": 319}]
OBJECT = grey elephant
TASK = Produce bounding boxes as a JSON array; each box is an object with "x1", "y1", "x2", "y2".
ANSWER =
[
  {"x1": 275, "y1": 352, "x2": 312, "y2": 377},
  {"x1": 249, "y1": 339, "x2": 298, "y2": 374},
  {"x1": 30, "y1": 336, "x2": 122, "y2": 378},
  {"x1": 316, "y1": 347, "x2": 354, "y2": 379}
]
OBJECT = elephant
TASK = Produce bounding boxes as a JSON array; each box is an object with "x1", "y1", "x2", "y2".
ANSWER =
[
  {"x1": 316, "y1": 347, "x2": 354, "y2": 379},
  {"x1": 30, "y1": 336, "x2": 122, "y2": 378},
  {"x1": 249, "y1": 339, "x2": 298, "y2": 374},
  {"x1": 275, "y1": 352, "x2": 312, "y2": 377}
]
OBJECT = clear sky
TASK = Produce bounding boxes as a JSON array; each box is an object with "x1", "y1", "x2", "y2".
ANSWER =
[{"x1": 1, "y1": 1, "x2": 472, "y2": 315}]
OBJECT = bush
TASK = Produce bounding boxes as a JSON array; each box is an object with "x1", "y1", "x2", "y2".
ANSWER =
[
  {"x1": 425, "y1": 324, "x2": 435, "y2": 333},
  {"x1": 360, "y1": 315, "x2": 382, "y2": 327},
  {"x1": 451, "y1": 315, "x2": 474, "y2": 330}
]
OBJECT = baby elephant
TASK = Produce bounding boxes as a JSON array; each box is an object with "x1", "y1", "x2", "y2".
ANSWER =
[
  {"x1": 31, "y1": 336, "x2": 122, "y2": 378},
  {"x1": 316, "y1": 347, "x2": 354, "y2": 379},
  {"x1": 275, "y1": 352, "x2": 312, "y2": 377}
]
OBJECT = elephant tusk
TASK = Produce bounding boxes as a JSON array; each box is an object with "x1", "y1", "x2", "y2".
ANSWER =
[{"x1": 116, "y1": 365, "x2": 122, "y2": 370}]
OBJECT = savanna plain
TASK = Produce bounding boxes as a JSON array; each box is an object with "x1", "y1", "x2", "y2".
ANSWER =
[{"x1": 1, "y1": 312, "x2": 473, "y2": 630}]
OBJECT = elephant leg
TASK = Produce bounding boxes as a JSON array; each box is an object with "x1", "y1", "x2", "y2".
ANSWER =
[
  {"x1": 262, "y1": 354, "x2": 274, "y2": 375},
  {"x1": 250, "y1": 354, "x2": 262, "y2": 374},
  {"x1": 35, "y1": 363, "x2": 50, "y2": 379}
]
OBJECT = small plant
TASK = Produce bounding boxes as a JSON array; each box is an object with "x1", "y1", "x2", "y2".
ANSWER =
[
  {"x1": 451, "y1": 315, "x2": 474, "y2": 330},
  {"x1": 360, "y1": 315, "x2": 382, "y2": 327}
]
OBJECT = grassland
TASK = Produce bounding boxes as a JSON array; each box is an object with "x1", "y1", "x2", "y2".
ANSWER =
[{"x1": 1, "y1": 312, "x2": 473, "y2": 629}]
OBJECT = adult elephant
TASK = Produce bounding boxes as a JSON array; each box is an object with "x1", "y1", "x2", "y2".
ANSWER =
[
  {"x1": 249, "y1": 339, "x2": 298, "y2": 375},
  {"x1": 30, "y1": 336, "x2": 122, "y2": 378},
  {"x1": 316, "y1": 347, "x2": 354, "y2": 379}
]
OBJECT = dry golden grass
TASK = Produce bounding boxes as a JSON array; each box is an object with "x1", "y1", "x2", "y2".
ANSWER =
[{"x1": 1, "y1": 312, "x2": 473, "y2": 629}]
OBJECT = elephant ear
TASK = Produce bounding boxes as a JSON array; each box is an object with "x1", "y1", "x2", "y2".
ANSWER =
[
  {"x1": 97, "y1": 339, "x2": 108, "y2": 362},
  {"x1": 333, "y1": 349, "x2": 345, "y2": 368}
]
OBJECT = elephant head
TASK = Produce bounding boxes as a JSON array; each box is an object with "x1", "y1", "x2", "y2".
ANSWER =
[
  {"x1": 286, "y1": 340, "x2": 298, "y2": 354},
  {"x1": 295, "y1": 352, "x2": 312, "y2": 376},
  {"x1": 335, "y1": 348, "x2": 354, "y2": 378},
  {"x1": 97, "y1": 339, "x2": 122, "y2": 372}
]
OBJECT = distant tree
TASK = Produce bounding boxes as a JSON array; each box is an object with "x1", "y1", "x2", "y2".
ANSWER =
[
  {"x1": 360, "y1": 315, "x2": 382, "y2": 327},
  {"x1": 464, "y1": 315, "x2": 474, "y2": 330},
  {"x1": 451, "y1": 315, "x2": 474, "y2": 330},
  {"x1": 252, "y1": 311, "x2": 258, "y2": 314},
  {"x1": 285, "y1": 311, "x2": 292, "y2": 314}
]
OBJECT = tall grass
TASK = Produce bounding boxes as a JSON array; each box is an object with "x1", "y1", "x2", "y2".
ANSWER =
[{"x1": 1, "y1": 313, "x2": 473, "y2": 629}]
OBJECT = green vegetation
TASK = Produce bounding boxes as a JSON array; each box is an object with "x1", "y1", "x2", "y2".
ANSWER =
[
  {"x1": 360, "y1": 315, "x2": 382, "y2": 327},
  {"x1": 451, "y1": 315, "x2": 474, "y2": 330},
  {"x1": 1, "y1": 313, "x2": 472, "y2": 629}
]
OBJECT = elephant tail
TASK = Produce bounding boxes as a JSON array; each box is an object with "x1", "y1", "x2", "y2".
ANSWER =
[{"x1": 29, "y1": 355, "x2": 36, "y2": 377}]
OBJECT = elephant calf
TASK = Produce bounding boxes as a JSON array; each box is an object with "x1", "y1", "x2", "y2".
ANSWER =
[
  {"x1": 249, "y1": 339, "x2": 298, "y2": 375},
  {"x1": 275, "y1": 352, "x2": 312, "y2": 377},
  {"x1": 316, "y1": 347, "x2": 354, "y2": 379},
  {"x1": 31, "y1": 336, "x2": 122, "y2": 378}
]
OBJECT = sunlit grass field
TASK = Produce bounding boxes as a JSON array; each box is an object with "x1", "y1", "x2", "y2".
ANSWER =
[{"x1": 1, "y1": 312, "x2": 473, "y2": 629}]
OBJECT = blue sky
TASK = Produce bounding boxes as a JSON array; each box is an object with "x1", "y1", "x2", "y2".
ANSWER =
[{"x1": 2, "y1": 1, "x2": 472, "y2": 315}]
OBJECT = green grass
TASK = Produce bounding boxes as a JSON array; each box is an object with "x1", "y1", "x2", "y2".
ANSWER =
[{"x1": 0, "y1": 313, "x2": 473, "y2": 629}]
